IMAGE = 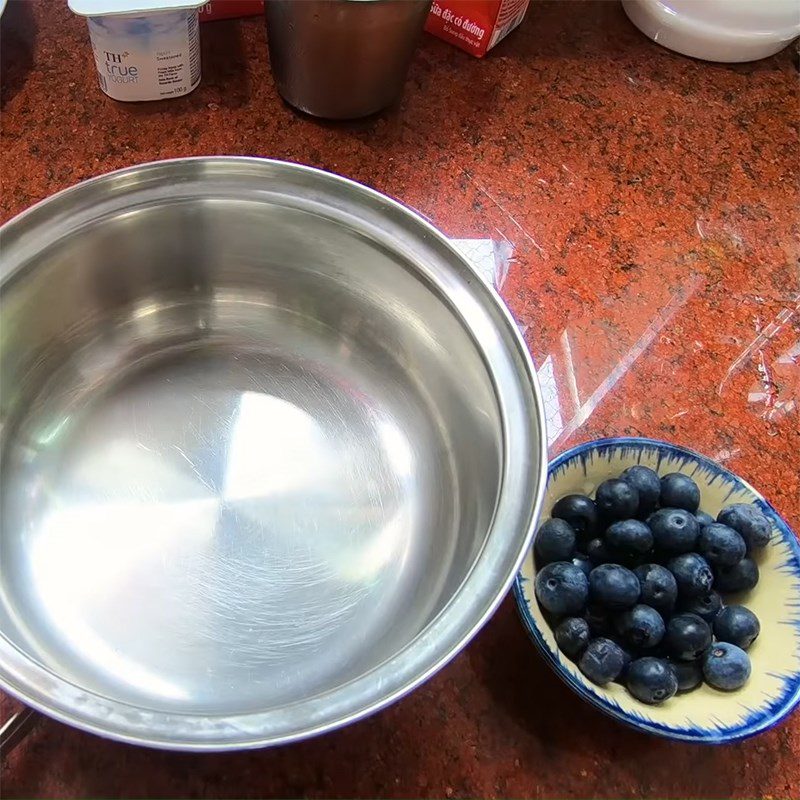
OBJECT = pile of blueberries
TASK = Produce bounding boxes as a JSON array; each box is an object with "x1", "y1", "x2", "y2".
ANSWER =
[{"x1": 534, "y1": 466, "x2": 770, "y2": 705}]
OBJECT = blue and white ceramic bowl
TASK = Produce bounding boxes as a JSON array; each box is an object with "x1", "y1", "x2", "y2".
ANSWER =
[{"x1": 514, "y1": 437, "x2": 800, "y2": 743}]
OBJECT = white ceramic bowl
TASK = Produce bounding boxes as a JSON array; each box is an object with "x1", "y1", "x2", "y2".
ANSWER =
[{"x1": 515, "y1": 437, "x2": 800, "y2": 743}]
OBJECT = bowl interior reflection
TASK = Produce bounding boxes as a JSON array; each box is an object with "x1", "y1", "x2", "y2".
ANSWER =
[{"x1": 0, "y1": 193, "x2": 503, "y2": 714}]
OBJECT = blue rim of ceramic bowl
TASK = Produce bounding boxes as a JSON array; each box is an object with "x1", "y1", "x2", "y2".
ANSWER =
[{"x1": 513, "y1": 436, "x2": 800, "y2": 743}]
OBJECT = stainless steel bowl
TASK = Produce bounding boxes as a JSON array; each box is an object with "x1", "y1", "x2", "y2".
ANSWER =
[{"x1": 0, "y1": 158, "x2": 546, "y2": 750}]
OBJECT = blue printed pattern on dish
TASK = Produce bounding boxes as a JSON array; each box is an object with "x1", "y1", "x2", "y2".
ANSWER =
[{"x1": 514, "y1": 437, "x2": 800, "y2": 743}]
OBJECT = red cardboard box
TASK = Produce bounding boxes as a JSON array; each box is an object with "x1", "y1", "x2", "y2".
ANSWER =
[
  {"x1": 425, "y1": 0, "x2": 530, "y2": 57},
  {"x1": 199, "y1": 0, "x2": 263, "y2": 22}
]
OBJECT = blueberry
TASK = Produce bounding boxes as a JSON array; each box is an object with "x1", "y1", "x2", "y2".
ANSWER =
[
  {"x1": 572, "y1": 554, "x2": 593, "y2": 578},
  {"x1": 665, "y1": 612, "x2": 712, "y2": 661},
  {"x1": 626, "y1": 657, "x2": 678, "y2": 704},
  {"x1": 595, "y1": 479, "x2": 639, "y2": 521},
  {"x1": 634, "y1": 564, "x2": 678, "y2": 615},
  {"x1": 703, "y1": 642, "x2": 751, "y2": 690},
  {"x1": 668, "y1": 553, "x2": 714, "y2": 598},
  {"x1": 605, "y1": 519, "x2": 654, "y2": 559},
  {"x1": 697, "y1": 523, "x2": 746, "y2": 567},
  {"x1": 535, "y1": 518, "x2": 576, "y2": 566},
  {"x1": 584, "y1": 604, "x2": 614, "y2": 636},
  {"x1": 695, "y1": 510, "x2": 716, "y2": 528},
  {"x1": 578, "y1": 637, "x2": 627, "y2": 685},
  {"x1": 551, "y1": 494, "x2": 599, "y2": 540},
  {"x1": 589, "y1": 564, "x2": 640, "y2": 610},
  {"x1": 614, "y1": 604, "x2": 665, "y2": 650},
  {"x1": 586, "y1": 537, "x2": 612, "y2": 565},
  {"x1": 714, "y1": 557, "x2": 759, "y2": 594},
  {"x1": 647, "y1": 508, "x2": 699, "y2": 554},
  {"x1": 714, "y1": 605, "x2": 760, "y2": 650},
  {"x1": 620, "y1": 465, "x2": 661, "y2": 516},
  {"x1": 615, "y1": 646, "x2": 634, "y2": 683},
  {"x1": 554, "y1": 616, "x2": 591, "y2": 660},
  {"x1": 659, "y1": 473, "x2": 701, "y2": 513},
  {"x1": 679, "y1": 590, "x2": 722, "y2": 623},
  {"x1": 534, "y1": 562, "x2": 589, "y2": 616},
  {"x1": 669, "y1": 659, "x2": 704, "y2": 693},
  {"x1": 717, "y1": 504, "x2": 771, "y2": 551}
]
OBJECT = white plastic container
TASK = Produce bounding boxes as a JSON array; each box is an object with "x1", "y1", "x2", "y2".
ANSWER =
[
  {"x1": 68, "y1": 0, "x2": 205, "y2": 101},
  {"x1": 622, "y1": 0, "x2": 800, "y2": 63}
]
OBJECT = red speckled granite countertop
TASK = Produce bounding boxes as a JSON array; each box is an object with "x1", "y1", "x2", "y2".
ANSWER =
[{"x1": 1, "y1": 1, "x2": 799, "y2": 797}]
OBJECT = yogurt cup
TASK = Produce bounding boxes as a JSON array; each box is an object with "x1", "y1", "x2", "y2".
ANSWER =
[{"x1": 69, "y1": 0, "x2": 206, "y2": 101}]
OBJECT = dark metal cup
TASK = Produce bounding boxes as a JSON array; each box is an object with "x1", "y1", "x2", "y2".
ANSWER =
[{"x1": 265, "y1": 0, "x2": 432, "y2": 119}]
